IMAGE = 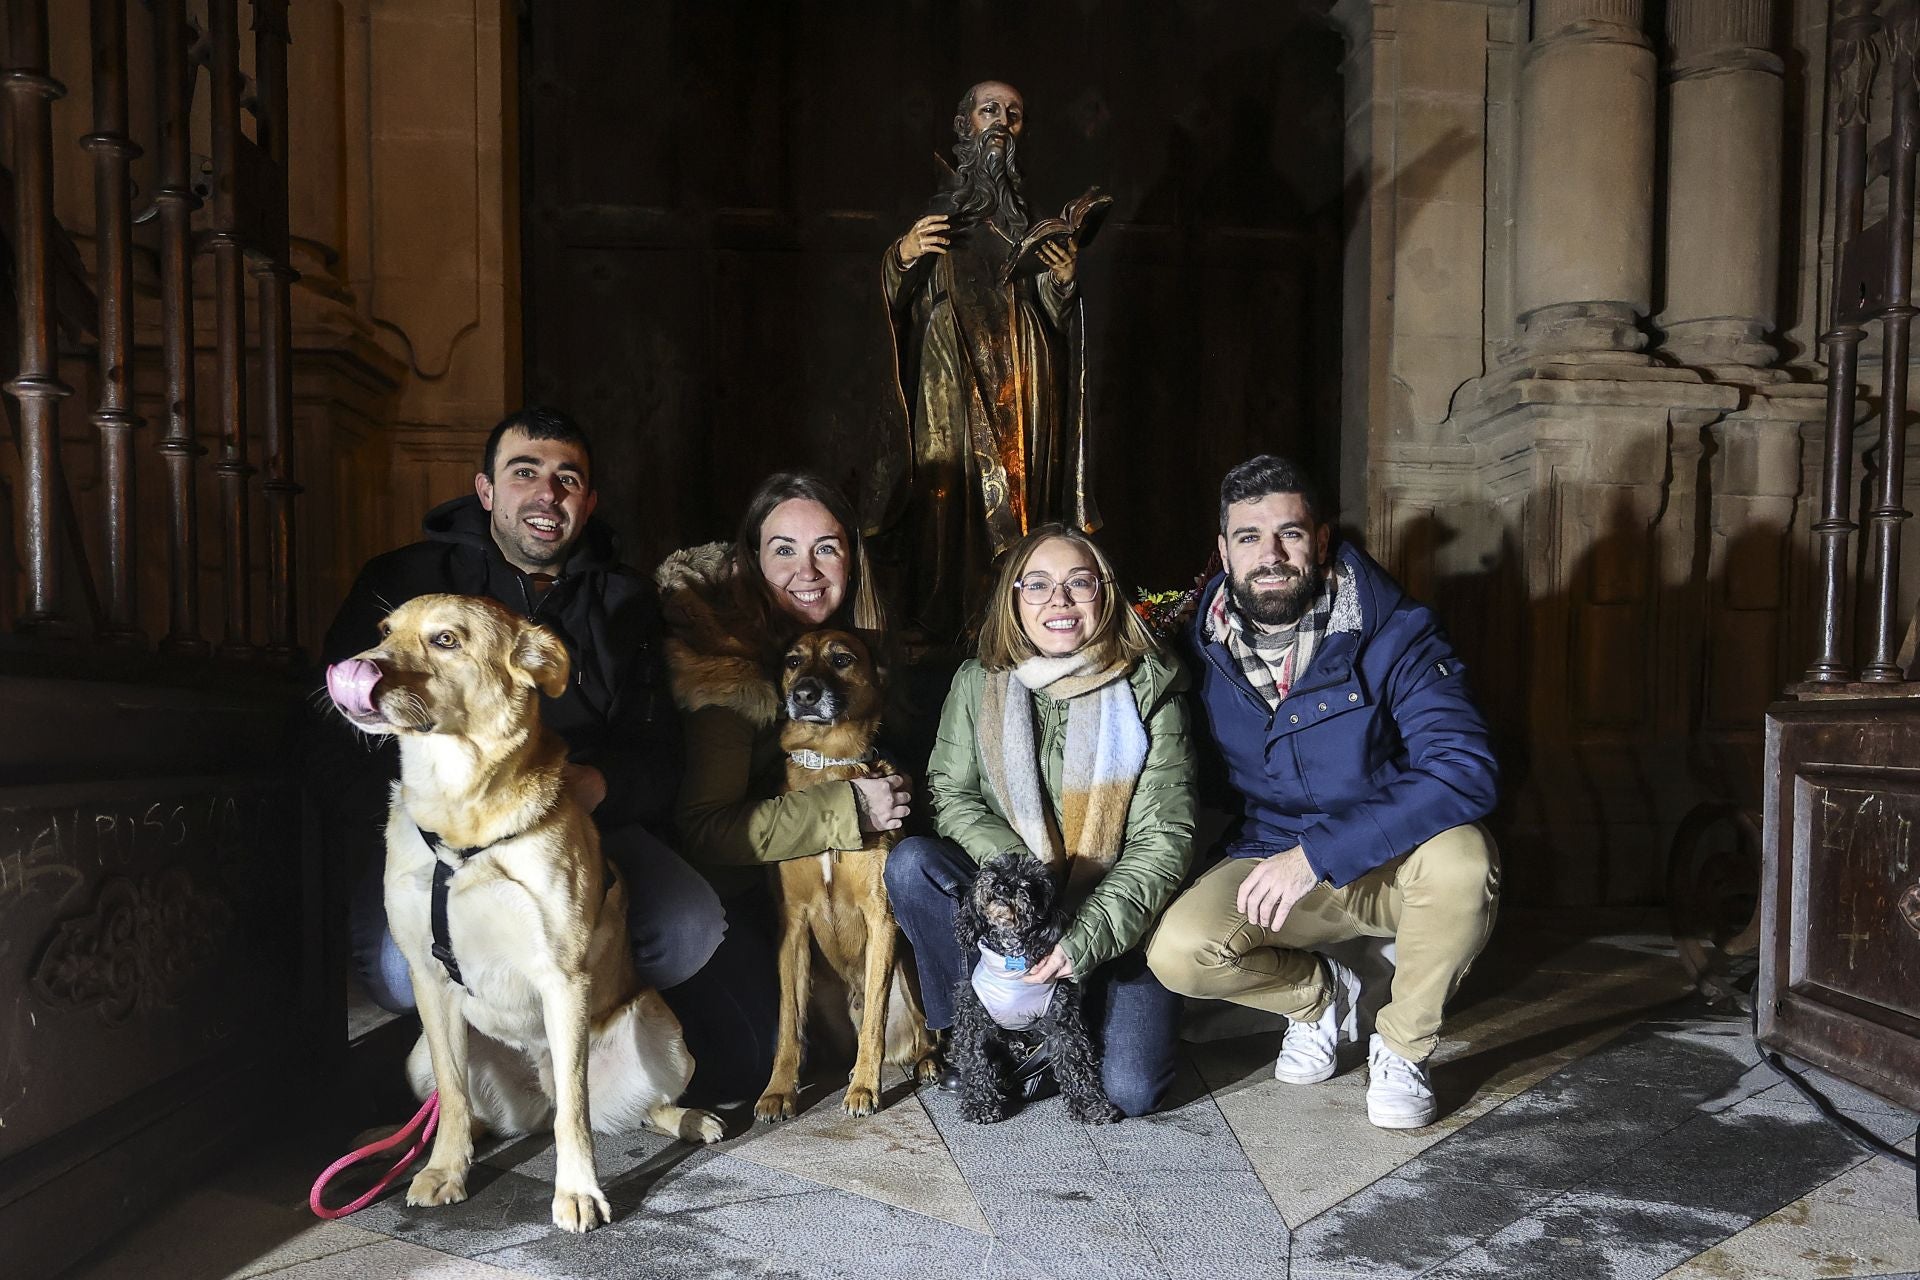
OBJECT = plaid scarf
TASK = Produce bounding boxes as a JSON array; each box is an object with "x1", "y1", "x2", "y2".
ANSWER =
[{"x1": 1206, "y1": 566, "x2": 1341, "y2": 709}]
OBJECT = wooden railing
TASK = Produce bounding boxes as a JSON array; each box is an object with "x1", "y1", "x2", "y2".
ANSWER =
[
  {"x1": 2, "y1": 0, "x2": 299, "y2": 661},
  {"x1": 1807, "y1": 0, "x2": 1920, "y2": 688}
]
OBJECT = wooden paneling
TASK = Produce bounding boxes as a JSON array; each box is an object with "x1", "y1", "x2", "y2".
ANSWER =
[
  {"x1": 1759, "y1": 696, "x2": 1920, "y2": 1112},
  {"x1": 519, "y1": 0, "x2": 1345, "y2": 587}
]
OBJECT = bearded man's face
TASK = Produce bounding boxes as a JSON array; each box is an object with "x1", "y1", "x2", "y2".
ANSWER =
[
  {"x1": 1217, "y1": 492, "x2": 1330, "y2": 630},
  {"x1": 946, "y1": 82, "x2": 1030, "y2": 229},
  {"x1": 959, "y1": 82, "x2": 1025, "y2": 142}
]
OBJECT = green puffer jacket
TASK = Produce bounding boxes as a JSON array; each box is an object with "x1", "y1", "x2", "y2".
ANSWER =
[{"x1": 927, "y1": 652, "x2": 1197, "y2": 976}]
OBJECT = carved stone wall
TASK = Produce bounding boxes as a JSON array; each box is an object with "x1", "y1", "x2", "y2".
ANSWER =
[{"x1": 1342, "y1": 0, "x2": 1918, "y2": 904}]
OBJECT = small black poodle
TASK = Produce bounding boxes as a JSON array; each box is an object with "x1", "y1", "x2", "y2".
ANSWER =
[{"x1": 949, "y1": 850, "x2": 1120, "y2": 1125}]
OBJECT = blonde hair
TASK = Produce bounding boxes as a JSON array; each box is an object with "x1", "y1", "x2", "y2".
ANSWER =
[{"x1": 975, "y1": 524, "x2": 1159, "y2": 671}]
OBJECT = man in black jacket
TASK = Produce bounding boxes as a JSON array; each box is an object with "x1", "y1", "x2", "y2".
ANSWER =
[{"x1": 317, "y1": 407, "x2": 773, "y2": 1104}]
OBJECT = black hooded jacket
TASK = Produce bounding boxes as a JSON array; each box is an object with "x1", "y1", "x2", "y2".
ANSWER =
[{"x1": 319, "y1": 494, "x2": 680, "y2": 831}]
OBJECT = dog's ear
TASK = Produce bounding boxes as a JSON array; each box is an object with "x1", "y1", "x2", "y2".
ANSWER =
[
  {"x1": 953, "y1": 897, "x2": 984, "y2": 950},
  {"x1": 511, "y1": 622, "x2": 571, "y2": 698}
]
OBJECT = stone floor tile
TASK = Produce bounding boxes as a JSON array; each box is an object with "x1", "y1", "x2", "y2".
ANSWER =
[
  {"x1": 1580, "y1": 1098, "x2": 1875, "y2": 1219},
  {"x1": 1085, "y1": 1060, "x2": 1253, "y2": 1174},
  {"x1": 349, "y1": 1166, "x2": 586, "y2": 1259},
  {"x1": 226, "y1": 1222, "x2": 396, "y2": 1280},
  {"x1": 961, "y1": 1169, "x2": 1180, "y2": 1280},
  {"x1": 1750, "y1": 1063, "x2": 1919, "y2": 1117},
  {"x1": 1808, "y1": 1152, "x2": 1920, "y2": 1217},
  {"x1": 254, "y1": 1239, "x2": 537, "y2": 1278},
  {"x1": 64, "y1": 1189, "x2": 345, "y2": 1280},
  {"x1": 1112, "y1": 1169, "x2": 1292, "y2": 1278},
  {"x1": 722, "y1": 1086, "x2": 990, "y2": 1231},
  {"x1": 1728, "y1": 1098, "x2": 1920, "y2": 1149},
  {"x1": 487, "y1": 1157, "x2": 1002, "y2": 1280},
  {"x1": 919, "y1": 1075, "x2": 1107, "y2": 1174},
  {"x1": 1207, "y1": 1065, "x2": 1436, "y2": 1227},
  {"x1": 1412, "y1": 1078, "x2": 1704, "y2": 1192},
  {"x1": 1423, "y1": 1191, "x2": 1749, "y2": 1280},
  {"x1": 477, "y1": 1126, "x2": 686, "y2": 1185},
  {"x1": 1658, "y1": 1182, "x2": 1920, "y2": 1280},
  {"x1": 1289, "y1": 1170, "x2": 1558, "y2": 1278}
]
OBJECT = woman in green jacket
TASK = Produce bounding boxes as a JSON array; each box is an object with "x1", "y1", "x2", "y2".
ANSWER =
[{"x1": 887, "y1": 524, "x2": 1197, "y2": 1116}]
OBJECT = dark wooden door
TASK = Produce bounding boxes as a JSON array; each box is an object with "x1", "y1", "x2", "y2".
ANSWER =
[{"x1": 519, "y1": 0, "x2": 1345, "y2": 590}]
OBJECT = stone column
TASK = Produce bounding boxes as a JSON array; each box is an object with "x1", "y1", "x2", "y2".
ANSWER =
[
  {"x1": 1657, "y1": 0, "x2": 1783, "y2": 376},
  {"x1": 1513, "y1": 0, "x2": 1655, "y2": 358}
]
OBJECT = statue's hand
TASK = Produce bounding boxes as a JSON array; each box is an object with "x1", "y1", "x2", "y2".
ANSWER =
[
  {"x1": 897, "y1": 215, "x2": 951, "y2": 267},
  {"x1": 1039, "y1": 238, "x2": 1077, "y2": 286}
]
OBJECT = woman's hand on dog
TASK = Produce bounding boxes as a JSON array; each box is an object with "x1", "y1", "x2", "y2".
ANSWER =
[
  {"x1": 1021, "y1": 944, "x2": 1075, "y2": 984},
  {"x1": 851, "y1": 774, "x2": 912, "y2": 833}
]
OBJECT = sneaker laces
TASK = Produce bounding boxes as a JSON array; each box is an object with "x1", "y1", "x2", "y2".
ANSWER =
[{"x1": 1370, "y1": 1043, "x2": 1431, "y2": 1096}]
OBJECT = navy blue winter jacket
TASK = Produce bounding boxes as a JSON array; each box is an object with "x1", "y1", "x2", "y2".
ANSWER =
[{"x1": 1187, "y1": 544, "x2": 1499, "y2": 887}]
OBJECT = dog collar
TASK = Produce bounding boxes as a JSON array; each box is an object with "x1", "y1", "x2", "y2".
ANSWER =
[{"x1": 788, "y1": 748, "x2": 876, "y2": 770}]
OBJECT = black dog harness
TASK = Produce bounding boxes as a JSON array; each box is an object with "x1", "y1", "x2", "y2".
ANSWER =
[
  {"x1": 416, "y1": 825, "x2": 489, "y2": 990},
  {"x1": 414, "y1": 821, "x2": 617, "y2": 991}
]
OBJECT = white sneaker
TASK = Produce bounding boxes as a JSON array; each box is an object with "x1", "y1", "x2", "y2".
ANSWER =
[
  {"x1": 1273, "y1": 955, "x2": 1363, "y2": 1084},
  {"x1": 1366, "y1": 1033, "x2": 1437, "y2": 1129}
]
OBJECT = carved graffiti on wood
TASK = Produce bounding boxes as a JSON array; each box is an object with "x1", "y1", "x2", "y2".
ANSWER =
[{"x1": 29, "y1": 870, "x2": 232, "y2": 1024}]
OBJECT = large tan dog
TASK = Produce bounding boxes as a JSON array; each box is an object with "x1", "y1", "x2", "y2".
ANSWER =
[
  {"x1": 756, "y1": 630, "x2": 938, "y2": 1121},
  {"x1": 326, "y1": 593, "x2": 722, "y2": 1233}
]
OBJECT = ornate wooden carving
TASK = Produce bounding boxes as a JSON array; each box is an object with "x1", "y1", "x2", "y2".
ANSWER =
[
  {"x1": 30, "y1": 871, "x2": 233, "y2": 1025},
  {"x1": 1759, "y1": 697, "x2": 1920, "y2": 1112}
]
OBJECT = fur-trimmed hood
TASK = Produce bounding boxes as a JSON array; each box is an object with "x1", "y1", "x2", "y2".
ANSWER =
[{"x1": 654, "y1": 541, "x2": 782, "y2": 729}]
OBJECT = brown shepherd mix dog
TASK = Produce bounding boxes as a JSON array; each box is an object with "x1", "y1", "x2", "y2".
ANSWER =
[{"x1": 756, "y1": 630, "x2": 938, "y2": 1121}]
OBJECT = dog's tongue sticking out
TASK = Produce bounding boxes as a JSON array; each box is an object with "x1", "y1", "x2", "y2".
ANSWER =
[{"x1": 326, "y1": 659, "x2": 382, "y2": 720}]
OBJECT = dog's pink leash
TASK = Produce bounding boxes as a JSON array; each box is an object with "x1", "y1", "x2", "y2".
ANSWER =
[{"x1": 308, "y1": 1092, "x2": 440, "y2": 1219}]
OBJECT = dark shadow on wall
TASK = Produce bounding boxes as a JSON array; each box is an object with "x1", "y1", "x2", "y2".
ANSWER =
[{"x1": 1383, "y1": 419, "x2": 1819, "y2": 912}]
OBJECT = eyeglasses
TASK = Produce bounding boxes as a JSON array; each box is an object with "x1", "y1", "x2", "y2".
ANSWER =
[{"x1": 1013, "y1": 573, "x2": 1104, "y2": 606}]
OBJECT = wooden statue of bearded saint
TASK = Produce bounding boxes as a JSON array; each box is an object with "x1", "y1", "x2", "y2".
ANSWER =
[{"x1": 875, "y1": 81, "x2": 1100, "y2": 638}]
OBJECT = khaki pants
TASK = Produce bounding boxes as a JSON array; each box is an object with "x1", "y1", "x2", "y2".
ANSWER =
[{"x1": 1145, "y1": 825, "x2": 1499, "y2": 1062}]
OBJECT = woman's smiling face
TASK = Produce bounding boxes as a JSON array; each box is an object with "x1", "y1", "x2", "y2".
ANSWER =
[
  {"x1": 758, "y1": 498, "x2": 848, "y2": 627},
  {"x1": 1015, "y1": 537, "x2": 1103, "y2": 657}
]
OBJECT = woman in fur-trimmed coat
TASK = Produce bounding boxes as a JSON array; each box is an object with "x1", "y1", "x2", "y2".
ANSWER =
[
  {"x1": 886, "y1": 523, "x2": 1197, "y2": 1118},
  {"x1": 654, "y1": 475, "x2": 910, "y2": 898},
  {"x1": 653, "y1": 473, "x2": 911, "y2": 1103}
]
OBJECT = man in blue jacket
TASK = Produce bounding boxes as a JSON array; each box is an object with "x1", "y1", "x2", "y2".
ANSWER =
[{"x1": 1147, "y1": 455, "x2": 1499, "y2": 1128}]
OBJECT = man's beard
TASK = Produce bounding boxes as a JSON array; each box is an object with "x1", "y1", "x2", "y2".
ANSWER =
[
  {"x1": 946, "y1": 126, "x2": 1028, "y2": 232},
  {"x1": 1227, "y1": 561, "x2": 1324, "y2": 630}
]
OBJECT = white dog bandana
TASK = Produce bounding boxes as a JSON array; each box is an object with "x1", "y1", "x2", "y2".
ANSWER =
[{"x1": 970, "y1": 944, "x2": 1057, "y2": 1031}]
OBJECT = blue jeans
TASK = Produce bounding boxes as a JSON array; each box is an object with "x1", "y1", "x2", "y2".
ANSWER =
[
  {"x1": 351, "y1": 823, "x2": 777, "y2": 1106},
  {"x1": 885, "y1": 834, "x2": 1182, "y2": 1117}
]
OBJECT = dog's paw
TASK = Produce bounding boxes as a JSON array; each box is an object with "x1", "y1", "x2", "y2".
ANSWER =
[
  {"x1": 551, "y1": 1186, "x2": 611, "y2": 1233},
  {"x1": 754, "y1": 1090, "x2": 797, "y2": 1123},
  {"x1": 959, "y1": 1096, "x2": 1013, "y2": 1125},
  {"x1": 405, "y1": 1165, "x2": 469, "y2": 1208},
  {"x1": 1069, "y1": 1098, "x2": 1124, "y2": 1125},
  {"x1": 685, "y1": 1108, "x2": 727, "y2": 1143},
  {"x1": 842, "y1": 1085, "x2": 880, "y2": 1117},
  {"x1": 912, "y1": 1055, "x2": 941, "y2": 1086}
]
